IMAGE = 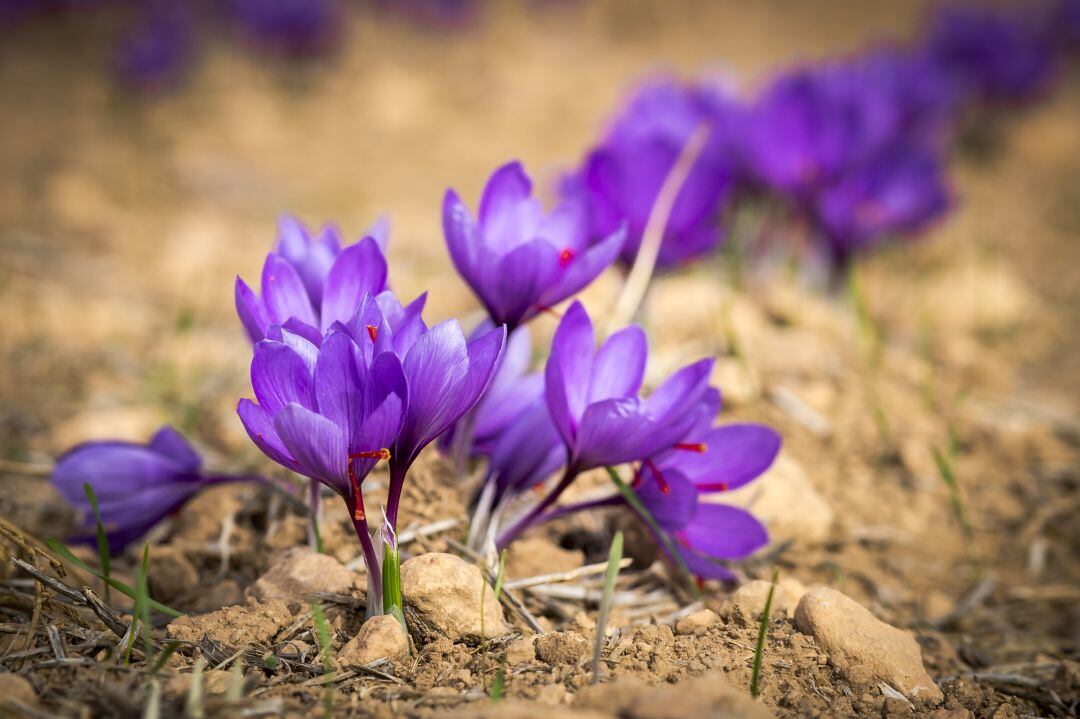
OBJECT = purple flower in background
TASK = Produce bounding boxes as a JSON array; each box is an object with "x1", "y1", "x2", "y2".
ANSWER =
[
  {"x1": 52, "y1": 427, "x2": 258, "y2": 554},
  {"x1": 563, "y1": 77, "x2": 738, "y2": 267},
  {"x1": 923, "y1": 3, "x2": 1058, "y2": 104},
  {"x1": 482, "y1": 398, "x2": 565, "y2": 505},
  {"x1": 114, "y1": 0, "x2": 195, "y2": 92},
  {"x1": 634, "y1": 421, "x2": 780, "y2": 579},
  {"x1": 235, "y1": 216, "x2": 389, "y2": 345},
  {"x1": 545, "y1": 301, "x2": 715, "y2": 473},
  {"x1": 1050, "y1": 0, "x2": 1080, "y2": 51},
  {"x1": 443, "y1": 162, "x2": 625, "y2": 331},
  {"x1": 376, "y1": 0, "x2": 480, "y2": 30},
  {"x1": 812, "y1": 143, "x2": 951, "y2": 267},
  {"x1": 228, "y1": 0, "x2": 344, "y2": 56}
]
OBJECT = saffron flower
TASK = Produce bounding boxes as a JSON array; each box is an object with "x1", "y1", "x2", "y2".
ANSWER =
[
  {"x1": 52, "y1": 427, "x2": 259, "y2": 554},
  {"x1": 812, "y1": 142, "x2": 951, "y2": 268},
  {"x1": 563, "y1": 77, "x2": 738, "y2": 267},
  {"x1": 235, "y1": 216, "x2": 389, "y2": 345},
  {"x1": 237, "y1": 291, "x2": 504, "y2": 599},
  {"x1": 923, "y1": 3, "x2": 1058, "y2": 105},
  {"x1": 494, "y1": 301, "x2": 716, "y2": 549},
  {"x1": 545, "y1": 301, "x2": 715, "y2": 473},
  {"x1": 633, "y1": 421, "x2": 780, "y2": 579},
  {"x1": 443, "y1": 161, "x2": 625, "y2": 331},
  {"x1": 227, "y1": 0, "x2": 344, "y2": 56},
  {"x1": 114, "y1": 1, "x2": 194, "y2": 92}
]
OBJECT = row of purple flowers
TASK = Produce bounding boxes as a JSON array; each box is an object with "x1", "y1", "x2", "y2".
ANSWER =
[{"x1": 50, "y1": 2, "x2": 1078, "y2": 610}]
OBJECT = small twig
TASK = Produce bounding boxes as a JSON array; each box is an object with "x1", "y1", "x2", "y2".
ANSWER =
[
  {"x1": 768, "y1": 386, "x2": 832, "y2": 437},
  {"x1": 607, "y1": 123, "x2": 712, "y2": 333},
  {"x1": 46, "y1": 624, "x2": 66, "y2": 659},
  {"x1": 504, "y1": 559, "x2": 633, "y2": 591},
  {"x1": 0, "y1": 458, "x2": 51, "y2": 476}
]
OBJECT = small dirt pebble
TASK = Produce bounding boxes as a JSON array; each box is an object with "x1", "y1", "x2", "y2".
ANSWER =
[
  {"x1": 400, "y1": 552, "x2": 509, "y2": 642},
  {"x1": 248, "y1": 546, "x2": 356, "y2": 601},
  {"x1": 535, "y1": 630, "x2": 589, "y2": 665},
  {"x1": 675, "y1": 607, "x2": 720, "y2": 635},
  {"x1": 338, "y1": 614, "x2": 409, "y2": 666}
]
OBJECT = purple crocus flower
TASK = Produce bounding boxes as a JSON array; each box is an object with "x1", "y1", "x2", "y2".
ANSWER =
[
  {"x1": 633, "y1": 421, "x2": 780, "y2": 579},
  {"x1": 227, "y1": 0, "x2": 344, "y2": 56},
  {"x1": 235, "y1": 216, "x2": 389, "y2": 345},
  {"x1": 482, "y1": 398, "x2": 565, "y2": 506},
  {"x1": 114, "y1": 0, "x2": 195, "y2": 92},
  {"x1": 563, "y1": 77, "x2": 738, "y2": 268},
  {"x1": 812, "y1": 142, "x2": 951, "y2": 267},
  {"x1": 545, "y1": 301, "x2": 715, "y2": 473},
  {"x1": 52, "y1": 427, "x2": 258, "y2": 554},
  {"x1": 443, "y1": 161, "x2": 625, "y2": 331},
  {"x1": 494, "y1": 301, "x2": 716, "y2": 549},
  {"x1": 923, "y1": 3, "x2": 1058, "y2": 105}
]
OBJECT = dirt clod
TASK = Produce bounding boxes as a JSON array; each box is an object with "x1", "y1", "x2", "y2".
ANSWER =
[
  {"x1": 166, "y1": 599, "x2": 293, "y2": 647},
  {"x1": 794, "y1": 587, "x2": 943, "y2": 703},
  {"x1": 338, "y1": 614, "x2": 409, "y2": 666},
  {"x1": 534, "y1": 630, "x2": 589, "y2": 665},
  {"x1": 675, "y1": 607, "x2": 720, "y2": 635},
  {"x1": 400, "y1": 552, "x2": 509, "y2": 643},
  {"x1": 0, "y1": 672, "x2": 38, "y2": 710},
  {"x1": 504, "y1": 635, "x2": 537, "y2": 664}
]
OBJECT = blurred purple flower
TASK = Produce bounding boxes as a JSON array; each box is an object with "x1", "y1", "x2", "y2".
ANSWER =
[
  {"x1": 376, "y1": 0, "x2": 479, "y2": 30},
  {"x1": 235, "y1": 215, "x2": 389, "y2": 345},
  {"x1": 228, "y1": 0, "x2": 344, "y2": 56},
  {"x1": 52, "y1": 427, "x2": 258, "y2": 554},
  {"x1": 545, "y1": 301, "x2": 715, "y2": 473},
  {"x1": 443, "y1": 161, "x2": 624, "y2": 331},
  {"x1": 812, "y1": 143, "x2": 952, "y2": 267},
  {"x1": 923, "y1": 3, "x2": 1058, "y2": 104},
  {"x1": 482, "y1": 398, "x2": 565, "y2": 505},
  {"x1": 563, "y1": 77, "x2": 739, "y2": 267},
  {"x1": 114, "y1": 0, "x2": 195, "y2": 92}
]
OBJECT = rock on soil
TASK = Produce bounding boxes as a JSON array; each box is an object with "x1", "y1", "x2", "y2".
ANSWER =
[
  {"x1": 721, "y1": 578, "x2": 809, "y2": 621},
  {"x1": 147, "y1": 548, "x2": 199, "y2": 604},
  {"x1": 504, "y1": 635, "x2": 536, "y2": 664},
  {"x1": 576, "y1": 673, "x2": 772, "y2": 719},
  {"x1": 674, "y1": 608, "x2": 720, "y2": 636},
  {"x1": 338, "y1": 614, "x2": 409, "y2": 666},
  {"x1": 0, "y1": 672, "x2": 38, "y2": 710},
  {"x1": 400, "y1": 552, "x2": 509, "y2": 642},
  {"x1": 534, "y1": 630, "x2": 589, "y2": 665},
  {"x1": 164, "y1": 669, "x2": 234, "y2": 698},
  {"x1": 166, "y1": 600, "x2": 292, "y2": 647},
  {"x1": 794, "y1": 587, "x2": 943, "y2": 702},
  {"x1": 249, "y1": 546, "x2": 356, "y2": 602}
]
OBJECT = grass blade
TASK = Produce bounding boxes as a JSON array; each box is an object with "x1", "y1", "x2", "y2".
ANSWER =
[
  {"x1": 183, "y1": 658, "x2": 206, "y2": 719},
  {"x1": 82, "y1": 482, "x2": 111, "y2": 604},
  {"x1": 492, "y1": 548, "x2": 508, "y2": 602},
  {"x1": 137, "y1": 543, "x2": 154, "y2": 660},
  {"x1": 142, "y1": 677, "x2": 161, "y2": 719},
  {"x1": 490, "y1": 656, "x2": 506, "y2": 703},
  {"x1": 750, "y1": 569, "x2": 779, "y2": 698},
  {"x1": 591, "y1": 530, "x2": 623, "y2": 684},
  {"x1": 310, "y1": 600, "x2": 334, "y2": 719},
  {"x1": 932, "y1": 446, "x2": 971, "y2": 540},
  {"x1": 604, "y1": 467, "x2": 699, "y2": 597},
  {"x1": 44, "y1": 537, "x2": 182, "y2": 617}
]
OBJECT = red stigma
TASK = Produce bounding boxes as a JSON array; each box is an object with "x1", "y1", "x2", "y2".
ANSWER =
[
  {"x1": 366, "y1": 324, "x2": 378, "y2": 342},
  {"x1": 558, "y1": 248, "x2": 576, "y2": 267},
  {"x1": 674, "y1": 442, "x2": 708, "y2": 453},
  {"x1": 532, "y1": 303, "x2": 564, "y2": 319},
  {"x1": 350, "y1": 449, "x2": 391, "y2": 461},
  {"x1": 675, "y1": 530, "x2": 692, "y2": 549},
  {"x1": 346, "y1": 449, "x2": 391, "y2": 521},
  {"x1": 697, "y1": 481, "x2": 730, "y2": 492},
  {"x1": 695, "y1": 576, "x2": 706, "y2": 591}
]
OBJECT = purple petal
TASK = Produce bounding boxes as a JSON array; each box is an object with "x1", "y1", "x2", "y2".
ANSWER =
[
  {"x1": 261, "y1": 252, "x2": 318, "y2": 328},
  {"x1": 443, "y1": 190, "x2": 483, "y2": 289},
  {"x1": 682, "y1": 503, "x2": 769, "y2": 560},
  {"x1": 635, "y1": 468, "x2": 698, "y2": 531},
  {"x1": 675, "y1": 546, "x2": 737, "y2": 581},
  {"x1": 489, "y1": 239, "x2": 560, "y2": 326},
  {"x1": 313, "y1": 332, "x2": 363, "y2": 446},
  {"x1": 53, "y1": 442, "x2": 187, "y2": 504},
  {"x1": 536, "y1": 225, "x2": 626, "y2": 311},
  {"x1": 279, "y1": 328, "x2": 319, "y2": 374},
  {"x1": 572, "y1": 396, "x2": 652, "y2": 470},
  {"x1": 237, "y1": 399, "x2": 302, "y2": 473},
  {"x1": 251, "y1": 340, "x2": 317, "y2": 414},
  {"x1": 273, "y1": 403, "x2": 349, "y2": 495},
  {"x1": 148, "y1": 426, "x2": 202, "y2": 471},
  {"x1": 478, "y1": 161, "x2": 533, "y2": 230},
  {"x1": 235, "y1": 277, "x2": 271, "y2": 344},
  {"x1": 644, "y1": 358, "x2": 715, "y2": 420},
  {"x1": 320, "y1": 238, "x2": 389, "y2": 332},
  {"x1": 589, "y1": 324, "x2": 647, "y2": 402},
  {"x1": 364, "y1": 214, "x2": 391, "y2": 253},
  {"x1": 458, "y1": 324, "x2": 507, "y2": 418},
  {"x1": 376, "y1": 291, "x2": 428, "y2": 357},
  {"x1": 679, "y1": 424, "x2": 782, "y2": 492},
  {"x1": 279, "y1": 317, "x2": 323, "y2": 347},
  {"x1": 544, "y1": 301, "x2": 596, "y2": 446},
  {"x1": 397, "y1": 320, "x2": 470, "y2": 461}
]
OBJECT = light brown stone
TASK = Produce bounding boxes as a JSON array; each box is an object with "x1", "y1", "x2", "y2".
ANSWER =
[
  {"x1": 249, "y1": 547, "x2": 356, "y2": 602},
  {"x1": 674, "y1": 608, "x2": 720, "y2": 636},
  {"x1": 504, "y1": 635, "x2": 536, "y2": 664},
  {"x1": 400, "y1": 552, "x2": 509, "y2": 642},
  {"x1": 794, "y1": 588, "x2": 943, "y2": 702},
  {"x1": 534, "y1": 631, "x2": 589, "y2": 666},
  {"x1": 722, "y1": 578, "x2": 809, "y2": 619},
  {"x1": 0, "y1": 673, "x2": 38, "y2": 710},
  {"x1": 338, "y1": 614, "x2": 409, "y2": 666}
]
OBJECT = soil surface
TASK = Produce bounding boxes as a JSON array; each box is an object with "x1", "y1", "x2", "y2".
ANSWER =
[{"x1": 1, "y1": 2, "x2": 1078, "y2": 718}]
